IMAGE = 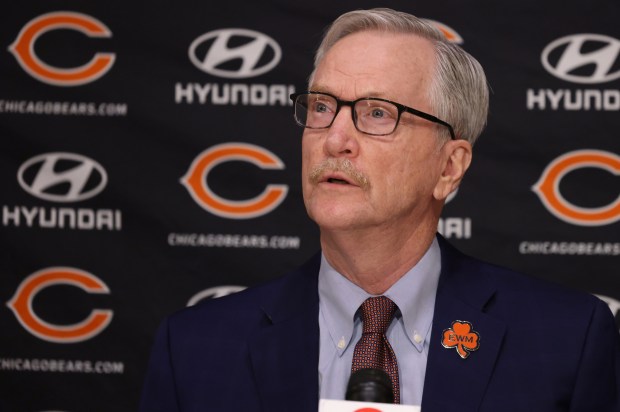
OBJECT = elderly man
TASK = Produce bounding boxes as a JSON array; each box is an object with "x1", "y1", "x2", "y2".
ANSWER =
[{"x1": 140, "y1": 8, "x2": 620, "y2": 412}]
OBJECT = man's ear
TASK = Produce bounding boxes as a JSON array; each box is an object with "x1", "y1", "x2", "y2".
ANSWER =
[{"x1": 433, "y1": 140, "x2": 473, "y2": 201}]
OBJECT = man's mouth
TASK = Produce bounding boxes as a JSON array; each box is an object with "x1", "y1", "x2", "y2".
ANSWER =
[
  {"x1": 309, "y1": 158, "x2": 370, "y2": 190},
  {"x1": 327, "y1": 178, "x2": 350, "y2": 185}
]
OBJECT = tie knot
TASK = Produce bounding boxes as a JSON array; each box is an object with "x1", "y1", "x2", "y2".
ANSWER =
[{"x1": 360, "y1": 296, "x2": 397, "y2": 334}]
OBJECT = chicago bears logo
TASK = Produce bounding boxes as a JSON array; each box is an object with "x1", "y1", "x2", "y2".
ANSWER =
[
  {"x1": 9, "y1": 11, "x2": 115, "y2": 86},
  {"x1": 532, "y1": 149, "x2": 620, "y2": 226},
  {"x1": 7, "y1": 267, "x2": 113, "y2": 343},
  {"x1": 181, "y1": 143, "x2": 288, "y2": 219},
  {"x1": 424, "y1": 19, "x2": 464, "y2": 44}
]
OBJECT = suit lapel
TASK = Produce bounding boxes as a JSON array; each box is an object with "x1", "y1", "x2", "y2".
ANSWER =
[
  {"x1": 422, "y1": 237, "x2": 507, "y2": 412},
  {"x1": 246, "y1": 239, "x2": 507, "y2": 411},
  {"x1": 249, "y1": 255, "x2": 320, "y2": 412}
]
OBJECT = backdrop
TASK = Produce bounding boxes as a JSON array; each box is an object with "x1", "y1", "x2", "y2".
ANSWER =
[{"x1": 1, "y1": 0, "x2": 618, "y2": 410}]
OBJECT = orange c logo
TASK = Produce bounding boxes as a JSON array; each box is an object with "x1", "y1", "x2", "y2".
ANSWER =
[
  {"x1": 8, "y1": 11, "x2": 115, "y2": 86},
  {"x1": 7, "y1": 267, "x2": 113, "y2": 343},
  {"x1": 533, "y1": 149, "x2": 620, "y2": 226},
  {"x1": 424, "y1": 19, "x2": 464, "y2": 44},
  {"x1": 181, "y1": 143, "x2": 288, "y2": 219}
]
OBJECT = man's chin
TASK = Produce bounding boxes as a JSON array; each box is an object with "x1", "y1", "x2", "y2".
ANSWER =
[{"x1": 308, "y1": 209, "x2": 369, "y2": 232}]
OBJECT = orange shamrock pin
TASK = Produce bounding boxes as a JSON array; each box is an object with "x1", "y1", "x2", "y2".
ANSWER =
[{"x1": 441, "y1": 320, "x2": 480, "y2": 359}]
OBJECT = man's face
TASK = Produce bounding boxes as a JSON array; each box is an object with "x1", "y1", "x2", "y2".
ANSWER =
[{"x1": 302, "y1": 30, "x2": 452, "y2": 233}]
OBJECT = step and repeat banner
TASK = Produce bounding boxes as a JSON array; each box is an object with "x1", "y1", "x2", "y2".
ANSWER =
[{"x1": 1, "y1": 0, "x2": 618, "y2": 410}]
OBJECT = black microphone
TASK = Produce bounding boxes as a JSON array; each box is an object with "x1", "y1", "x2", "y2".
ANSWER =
[{"x1": 345, "y1": 368, "x2": 394, "y2": 403}]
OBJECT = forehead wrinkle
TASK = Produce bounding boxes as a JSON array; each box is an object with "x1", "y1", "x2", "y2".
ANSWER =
[
  {"x1": 312, "y1": 31, "x2": 435, "y2": 109},
  {"x1": 312, "y1": 55, "x2": 382, "y2": 98},
  {"x1": 311, "y1": 77, "x2": 394, "y2": 101}
]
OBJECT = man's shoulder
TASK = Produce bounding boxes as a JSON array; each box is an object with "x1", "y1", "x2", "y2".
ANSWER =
[
  {"x1": 164, "y1": 253, "x2": 321, "y2": 337},
  {"x1": 439, "y1": 236, "x2": 602, "y2": 318}
]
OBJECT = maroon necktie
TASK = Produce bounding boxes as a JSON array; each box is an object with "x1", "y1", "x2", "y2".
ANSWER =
[{"x1": 351, "y1": 296, "x2": 400, "y2": 403}]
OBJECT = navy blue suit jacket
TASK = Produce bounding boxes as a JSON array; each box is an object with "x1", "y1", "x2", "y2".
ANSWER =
[{"x1": 140, "y1": 236, "x2": 620, "y2": 411}]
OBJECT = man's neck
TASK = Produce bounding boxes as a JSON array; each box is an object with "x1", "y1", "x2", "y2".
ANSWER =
[{"x1": 319, "y1": 220, "x2": 438, "y2": 295}]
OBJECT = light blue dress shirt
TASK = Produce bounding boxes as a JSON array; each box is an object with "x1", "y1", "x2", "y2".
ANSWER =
[{"x1": 318, "y1": 238, "x2": 441, "y2": 406}]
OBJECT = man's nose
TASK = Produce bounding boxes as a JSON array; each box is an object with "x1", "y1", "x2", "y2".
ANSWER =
[{"x1": 323, "y1": 106, "x2": 360, "y2": 157}]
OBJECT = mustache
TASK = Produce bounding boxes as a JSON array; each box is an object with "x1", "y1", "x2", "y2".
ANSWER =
[{"x1": 309, "y1": 158, "x2": 370, "y2": 190}]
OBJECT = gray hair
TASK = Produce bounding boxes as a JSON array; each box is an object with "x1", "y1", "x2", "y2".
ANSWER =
[{"x1": 309, "y1": 8, "x2": 489, "y2": 145}]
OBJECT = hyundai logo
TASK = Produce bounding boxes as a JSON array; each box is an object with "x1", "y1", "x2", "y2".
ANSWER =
[
  {"x1": 187, "y1": 285, "x2": 247, "y2": 306},
  {"x1": 189, "y1": 28, "x2": 281, "y2": 79},
  {"x1": 594, "y1": 294, "x2": 620, "y2": 331},
  {"x1": 541, "y1": 34, "x2": 620, "y2": 84},
  {"x1": 17, "y1": 152, "x2": 108, "y2": 202}
]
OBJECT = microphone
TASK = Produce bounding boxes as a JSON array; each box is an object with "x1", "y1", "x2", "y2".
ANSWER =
[
  {"x1": 345, "y1": 368, "x2": 394, "y2": 403},
  {"x1": 318, "y1": 368, "x2": 420, "y2": 411}
]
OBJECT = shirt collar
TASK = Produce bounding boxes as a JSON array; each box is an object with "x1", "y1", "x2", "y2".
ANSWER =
[
  {"x1": 318, "y1": 253, "x2": 368, "y2": 355},
  {"x1": 318, "y1": 237, "x2": 441, "y2": 355}
]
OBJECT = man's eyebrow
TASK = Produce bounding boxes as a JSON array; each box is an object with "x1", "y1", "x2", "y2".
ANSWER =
[
  {"x1": 308, "y1": 85, "x2": 391, "y2": 100},
  {"x1": 308, "y1": 84, "x2": 331, "y2": 94}
]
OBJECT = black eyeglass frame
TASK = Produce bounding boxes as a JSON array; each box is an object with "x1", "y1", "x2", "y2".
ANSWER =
[{"x1": 290, "y1": 91, "x2": 456, "y2": 140}]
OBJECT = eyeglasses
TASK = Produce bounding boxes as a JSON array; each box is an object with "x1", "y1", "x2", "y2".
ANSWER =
[{"x1": 290, "y1": 91, "x2": 456, "y2": 139}]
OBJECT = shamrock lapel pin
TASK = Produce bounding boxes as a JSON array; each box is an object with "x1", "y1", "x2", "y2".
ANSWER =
[{"x1": 441, "y1": 320, "x2": 480, "y2": 359}]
